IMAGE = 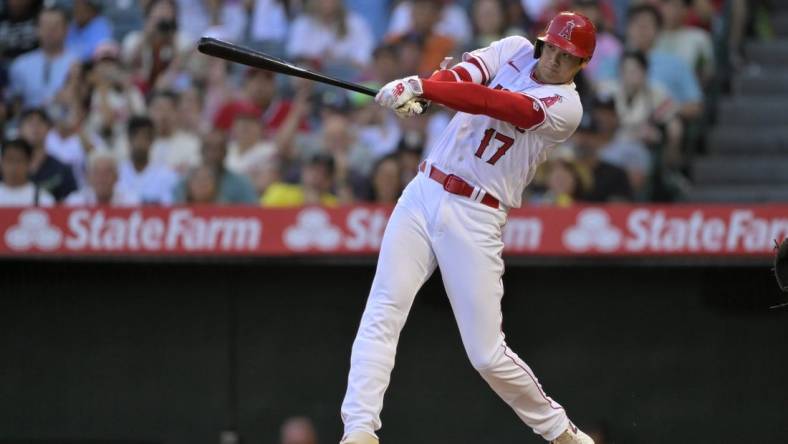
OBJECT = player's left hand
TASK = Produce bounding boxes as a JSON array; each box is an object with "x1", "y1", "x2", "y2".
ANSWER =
[{"x1": 376, "y1": 76, "x2": 423, "y2": 111}]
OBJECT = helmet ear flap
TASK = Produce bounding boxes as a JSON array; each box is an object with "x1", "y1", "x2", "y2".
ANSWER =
[{"x1": 534, "y1": 40, "x2": 543, "y2": 59}]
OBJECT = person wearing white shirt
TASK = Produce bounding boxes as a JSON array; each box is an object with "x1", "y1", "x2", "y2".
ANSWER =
[
  {"x1": 655, "y1": 0, "x2": 715, "y2": 84},
  {"x1": 0, "y1": 139, "x2": 56, "y2": 207},
  {"x1": 175, "y1": 0, "x2": 246, "y2": 43},
  {"x1": 7, "y1": 7, "x2": 80, "y2": 108},
  {"x1": 117, "y1": 116, "x2": 178, "y2": 205},
  {"x1": 46, "y1": 101, "x2": 108, "y2": 188},
  {"x1": 386, "y1": 0, "x2": 472, "y2": 46},
  {"x1": 65, "y1": 151, "x2": 140, "y2": 206},
  {"x1": 248, "y1": 0, "x2": 288, "y2": 45},
  {"x1": 287, "y1": 0, "x2": 374, "y2": 69},
  {"x1": 148, "y1": 90, "x2": 201, "y2": 174},
  {"x1": 226, "y1": 112, "x2": 276, "y2": 177}
]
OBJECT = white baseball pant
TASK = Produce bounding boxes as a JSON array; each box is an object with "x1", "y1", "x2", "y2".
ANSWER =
[{"x1": 341, "y1": 165, "x2": 570, "y2": 442}]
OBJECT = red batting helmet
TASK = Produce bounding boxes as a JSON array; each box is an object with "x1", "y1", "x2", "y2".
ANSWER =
[{"x1": 534, "y1": 11, "x2": 597, "y2": 60}]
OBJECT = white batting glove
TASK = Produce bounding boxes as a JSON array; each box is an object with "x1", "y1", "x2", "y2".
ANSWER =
[
  {"x1": 394, "y1": 98, "x2": 429, "y2": 118},
  {"x1": 376, "y1": 76, "x2": 423, "y2": 111}
]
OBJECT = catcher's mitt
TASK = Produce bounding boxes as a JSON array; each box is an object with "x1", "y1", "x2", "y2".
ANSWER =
[{"x1": 776, "y1": 238, "x2": 788, "y2": 292}]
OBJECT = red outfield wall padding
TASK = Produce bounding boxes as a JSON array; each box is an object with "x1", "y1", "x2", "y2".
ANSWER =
[{"x1": 0, "y1": 204, "x2": 786, "y2": 257}]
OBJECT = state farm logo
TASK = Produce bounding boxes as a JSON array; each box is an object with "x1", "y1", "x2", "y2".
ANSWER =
[
  {"x1": 563, "y1": 208, "x2": 622, "y2": 252},
  {"x1": 283, "y1": 207, "x2": 391, "y2": 252},
  {"x1": 4, "y1": 209, "x2": 63, "y2": 251},
  {"x1": 2, "y1": 209, "x2": 261, "y2": 252},
  {"x1": 284, "y1": 208, "x2": 342, "y2": 251}
]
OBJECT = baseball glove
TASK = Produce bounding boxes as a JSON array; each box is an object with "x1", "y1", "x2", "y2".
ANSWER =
[{"x1": 775, "y1": 237, "x2": 788, "y2": 292}]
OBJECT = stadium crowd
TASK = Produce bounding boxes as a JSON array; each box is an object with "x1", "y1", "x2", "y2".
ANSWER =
[{"x1": 0, "y1": 0, "x2": 757, "y2": 208}]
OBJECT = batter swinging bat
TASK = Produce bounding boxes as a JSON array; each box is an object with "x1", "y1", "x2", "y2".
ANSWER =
[{"x1": 197, "y1": 37, "x2": 379, "y2": 97}]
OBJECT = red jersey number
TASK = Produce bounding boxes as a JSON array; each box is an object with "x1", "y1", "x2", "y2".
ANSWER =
[{"x1": 474, "y1": 128, "x2": 514, "y2": 165}]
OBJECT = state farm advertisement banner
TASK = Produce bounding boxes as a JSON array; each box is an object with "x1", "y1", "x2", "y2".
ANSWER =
[{"x1": 0, "y1": 205, "x2": 786, "y2": 258}]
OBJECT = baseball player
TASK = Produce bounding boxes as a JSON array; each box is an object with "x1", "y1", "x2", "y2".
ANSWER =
[{"x1": 340, "y1": 12, "x2": 597, "y2": 444}]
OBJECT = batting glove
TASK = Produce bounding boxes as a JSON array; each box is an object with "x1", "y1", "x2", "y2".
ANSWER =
[
  {"x1": 394, "y1": 98, "x2": 430, "y2": 118},
  {"x1": 376, "y1": 76, "x2": 423, "y2": 111}
]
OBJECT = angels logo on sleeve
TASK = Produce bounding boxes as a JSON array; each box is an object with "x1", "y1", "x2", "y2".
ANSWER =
[{"x1": 539, "y1": 94, "x2": 563, "y2": 108}]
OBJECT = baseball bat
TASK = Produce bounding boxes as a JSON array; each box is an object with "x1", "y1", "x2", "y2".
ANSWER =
[{"x1": 197, "y1": 37, "x2": 379, "y2": 97}]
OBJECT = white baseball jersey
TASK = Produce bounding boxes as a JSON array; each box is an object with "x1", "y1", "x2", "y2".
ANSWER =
[{"x1": 426, "y1": 36, "x2": 583, "y2": 209}]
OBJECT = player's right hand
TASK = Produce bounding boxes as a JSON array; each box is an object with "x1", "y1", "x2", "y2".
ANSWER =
[{"x1": 376, "y1": 76, "x2": 423, "y2": 111}]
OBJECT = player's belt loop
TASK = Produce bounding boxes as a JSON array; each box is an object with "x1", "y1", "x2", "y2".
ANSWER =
[{"x1": 471, "y1": 186, "x2": 484, "y2": 202}]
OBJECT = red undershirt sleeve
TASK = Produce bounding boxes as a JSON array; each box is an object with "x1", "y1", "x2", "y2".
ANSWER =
[{"x1": 420, "y1": 79, "x2": 545, "y2": 129}]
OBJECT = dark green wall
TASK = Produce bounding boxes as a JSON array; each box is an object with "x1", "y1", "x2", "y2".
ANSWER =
[{"x1": 1, "y1": 261, "x2": 787, "y2": 444}]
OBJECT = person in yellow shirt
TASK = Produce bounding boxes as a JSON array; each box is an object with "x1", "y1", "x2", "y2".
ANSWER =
[{"x1": 261, "y1": 153, "x2": 338, "y2": 207}]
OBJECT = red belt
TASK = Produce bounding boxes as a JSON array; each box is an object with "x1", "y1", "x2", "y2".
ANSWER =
[{"x1": 419, "y1": 161, "x2": 501, "y2": 209}]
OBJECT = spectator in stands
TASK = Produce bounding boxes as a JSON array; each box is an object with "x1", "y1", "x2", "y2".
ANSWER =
[
  {"x1": 118, "y1": 116, "x2": 178, "y2": 205},
  {"x1": 85, "y1": 41, "x2": 146, "y2": 153},
  {"x1": 655, "y1": 0, "x2": 715, "y2": 85},
  {"x1": 45, "y1": 93, "x2": 106, "y2": 188},
  {"x1": 353, "y1": 92, "x2": 402, "y2": 161},
  {"x1": 0, "y1": 0, "x2": 42, "y2": 63},
  {"x1": 0, "y1": 138, "x2": 55, "y2": 207},
  {"x1": 279, "y1": 416, "x2": 318, "y2": 444},
  {"x1": 573, "y1": 98, "x2": 635, "y2": 202},
  {"x1": 572, "y1": 0, "x2": 623, "y2": 85},
  {"x1": 386, "y1": 0, "x2": 457, "y2": 78},
  {"x1": 623, "y1": 4, "x2": 702, "y2": 120},
  {"x1": 19, "y1": 108, "x2": 77, "y2": 201},
  {"x1": 65, "y1": 151, "x2": 139, "y2": 206},
  {"x1": 176, "y1": 0, "x2": 246, "y2": 43},
  {"x1": 175, "y1": 130, "x2": 258, "y2": 204},
  {"x1": 7, "y1": 6, "x2": 78, "y2": 108},
  {"x1": 598, "y1": 50, "x2": 683, "y2": 170},
  {"x1": 247, "y1": 155, "x2": 282, "y2": 199},
  {"x1": 388, "y1": 0, "x2": 472, "y2": 47},
  {"x1": 366, "y1": 44, "x2": 401, "y2": 83},
  {"x1": 213, "y1": 69, "x2": 302, "y2": 136},
  {"x1": 103, "y1": 0, "x2": 144, "y2": 43},
  {"x1": 368, "y1": 153, "x2": 402, "y2": 204},
  {"x1": 530, "y1": 156, "x2": 585, "y2": 207},
  {"x1": 148, "y1": 90, "x2": 201, "y2": 174},
  {"x1": 183, "y1": 163, "x2": 219, "y2": 204},
  {"x1": 286, "y1": 0, "x2": 375, "y2": 71},
  {"x1": 177, "y1": 85, "x2": 209, "y2": 134},
  {"x1": 65, "y1": 0, "x2": 113, "y2": 62},
  {"x1": 313, "y1": 110, "x2": 372, "y2": 201},
  {"x1": 246, "y1": 0, "x2": 289, "y2": 53},
  {"x1": 466, "y1": 0, "x2": 519, "y2": 51},
  {"x1": 396, "y1": 142, "x2": 423, "y2": 186},
  {"x1": 121, "y1": 0, "x2": 192, "y2": 92},
  {"x1": 261, "y1": 153, "x2": 338, "y2": 207},
  {"x1": 592, "y1": 95, "x2": 652, "y2": 199},
  {"x1": 226, "y1": 105, "x2": 276, "y2": 177}
]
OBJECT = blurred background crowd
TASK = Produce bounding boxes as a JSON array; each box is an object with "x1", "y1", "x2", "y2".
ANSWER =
[{"x1": 0, "y1": 0, "x2": 774, "y2": 209}]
